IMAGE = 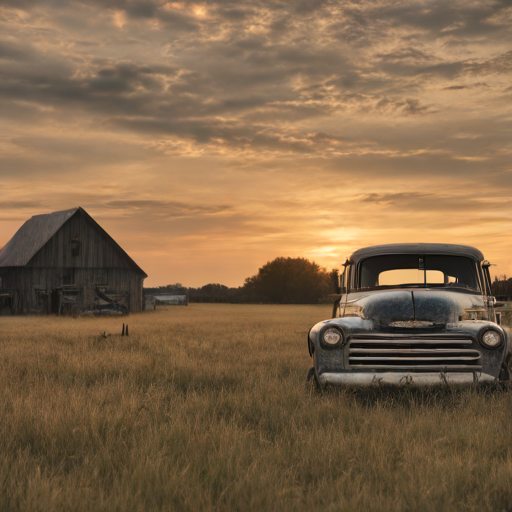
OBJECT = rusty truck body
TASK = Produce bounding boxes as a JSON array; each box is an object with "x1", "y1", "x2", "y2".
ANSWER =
[{"x1": 308, "y1": 243, "x2": 512, "y2": 387}]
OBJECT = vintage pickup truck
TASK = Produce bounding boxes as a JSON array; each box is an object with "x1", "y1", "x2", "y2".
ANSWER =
[{"x1": 308, "y1": 243, "x2": 512, "y2": 387}]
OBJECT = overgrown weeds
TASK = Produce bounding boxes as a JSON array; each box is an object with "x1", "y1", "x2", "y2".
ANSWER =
[{"x1": 1, "y1": 304, "x2": 511, "y2": 511}]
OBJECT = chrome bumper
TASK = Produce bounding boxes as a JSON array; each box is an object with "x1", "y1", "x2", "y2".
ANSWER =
[{"x1": 318, "y1": 371, "x2": 496, "y2": 387}]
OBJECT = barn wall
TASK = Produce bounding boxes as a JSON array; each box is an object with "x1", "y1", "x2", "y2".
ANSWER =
[
  {"x1": 0, "y1": 267, "x2": 49, "y2": 314},
  {"x1": 0, "y1": 267, "x2": 144, "y2": 314}
]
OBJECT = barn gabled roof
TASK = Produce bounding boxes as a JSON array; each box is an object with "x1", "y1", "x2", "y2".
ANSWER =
[
  {"x1": 0, "y1": 207, "x2": 78, "y2": 267},
  {"x1": 0, "y1": 207, "x2": 147, "y2": 277}
]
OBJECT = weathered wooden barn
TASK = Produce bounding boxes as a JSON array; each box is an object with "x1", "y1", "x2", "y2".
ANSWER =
[{"x1": 0, "y1": 207, "x2": 147, "y2": 315}]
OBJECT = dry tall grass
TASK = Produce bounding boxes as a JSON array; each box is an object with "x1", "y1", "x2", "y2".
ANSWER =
[{"x1": 1, "y1": 304, "x2": 512, "y2": 511}]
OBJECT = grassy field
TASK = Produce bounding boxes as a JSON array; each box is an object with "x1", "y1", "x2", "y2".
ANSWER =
[{"x1": 1, "y1": 304, "x2": 512, "y2": 512}]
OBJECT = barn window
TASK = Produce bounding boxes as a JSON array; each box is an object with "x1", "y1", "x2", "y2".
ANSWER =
[
  {"x1": 35, "y1": 289, "x2": 47, "y2": 307},
  {"x1": 63, "y1": 269, "x2": 75, "y2": 285},
  {"x1": 71, "y1": 237, "x2": 80, "y2": 257}
]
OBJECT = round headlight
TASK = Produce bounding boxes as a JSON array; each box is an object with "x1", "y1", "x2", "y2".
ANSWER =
[
  {"x1": 481, "y1": 329, "x2": 502, "y2": 349},
  {"x1": 322, "y1": 328, "x2": 343, "y2": 346}
]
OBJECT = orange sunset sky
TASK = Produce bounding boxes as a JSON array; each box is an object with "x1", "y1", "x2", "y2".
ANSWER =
[{"x1": 1, "y1": 0, "x2": 511, "y2": 287}]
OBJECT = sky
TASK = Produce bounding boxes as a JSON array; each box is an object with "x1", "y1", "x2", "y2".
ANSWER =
[{"x1": 1, "y1": 0, "x2": 511, "y2": 287}]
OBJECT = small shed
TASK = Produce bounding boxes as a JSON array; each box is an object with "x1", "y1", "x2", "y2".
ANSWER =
[
  {"x1": 145, "y1": 294, "x2": 189, "y2": 308},
  {"x1": 0, "y1": 207, "x2": 147, "y2": 315}
]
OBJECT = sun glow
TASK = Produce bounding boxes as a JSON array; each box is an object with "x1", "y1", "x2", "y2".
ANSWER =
[
  {"x1": 112, "y1": 10, "x2": 127, "y2": 28},
  {"x1": 193, "y1": 5, "x2": 207, "y2": 18}
]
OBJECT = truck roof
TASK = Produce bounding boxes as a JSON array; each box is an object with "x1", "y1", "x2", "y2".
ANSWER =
[{"x1": 349, "y1": 243, "x2": 484, "y2": 264}]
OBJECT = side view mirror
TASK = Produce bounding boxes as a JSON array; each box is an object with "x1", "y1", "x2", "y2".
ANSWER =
[
  {"x1": 330, "y1": 269, "x2": 340, "y2": 294},
  {"x1": 330, "y1": 269, "x2": 347, "y2": 295}
]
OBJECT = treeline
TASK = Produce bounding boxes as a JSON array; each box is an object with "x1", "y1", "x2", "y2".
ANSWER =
[
  {"x1": 145, "y1": 267, "x2": 512, "y2": 303},
  {"x1": 144, "y1": 257, "x2": 337, "y2": 304},
  {"x1": 493, "y1": 275, "x2": 512, "y2": 300}
]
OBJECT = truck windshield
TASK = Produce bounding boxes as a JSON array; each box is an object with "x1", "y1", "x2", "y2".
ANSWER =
[{"x1": 359, "y1": 254, "x2": 480, "y2": 291}]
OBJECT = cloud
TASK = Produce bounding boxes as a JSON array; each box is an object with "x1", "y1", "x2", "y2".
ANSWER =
[
  {"x1": 101, "y1": 199, "x2": 232, "y2": 218},
  {"x1": 1, "y1": 0, "x2": 512, "y2": 285},
  {"x1": 0, "y1": 39, "x2": 35, "y2": 61},
  {"x1": 443, "y1": 82, "x2": 489, "y2": 90},
  {"x1": 375, "y1": 97, "x2": 433, "y2": 115},
  {"x1": 355, "y1": 192, "x2": 496, "y2": 214},
  {"x1": 466, "y1": 50, "x2": 512, "y2": 76},
  {"x1": 376, "y1": 47, "x2": 436, "y2": 64},
  {"x1": 0, "y1": 200, "x2": 44, "y2": 209}
]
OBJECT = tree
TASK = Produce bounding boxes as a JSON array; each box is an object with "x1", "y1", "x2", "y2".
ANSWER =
[
  {"x1": 243, "y1": 257, "x2": 332, "y2": 304},
  {"x1": 199, "y1": 283, "x2": 229, "y2": 297}
]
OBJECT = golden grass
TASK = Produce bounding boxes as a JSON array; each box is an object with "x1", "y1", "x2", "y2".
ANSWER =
[{"x1": 1, "y1": 304, "x2": 512, "y2": 512}]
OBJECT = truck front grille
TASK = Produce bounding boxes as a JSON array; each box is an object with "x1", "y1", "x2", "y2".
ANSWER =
[{"x1": 347, "y1": 335, "x2": 481, "y2": 371}]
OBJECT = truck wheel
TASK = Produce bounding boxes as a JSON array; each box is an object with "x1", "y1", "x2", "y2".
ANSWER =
[
  {"x1": 307, "y1": 367, "x2": 322, "y2": 392},
  {"x1": 498, "y1": 353, "x2": 512, "y2": 388}
]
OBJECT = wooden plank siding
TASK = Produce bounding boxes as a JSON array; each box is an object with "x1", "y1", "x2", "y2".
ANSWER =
[
  {"x1": 28, "y1": 212, "x2": 133, "y2": 270},
  {"x1": 0, "y1": 209, "x2": 145, "y2": 314},
  {"x1": 0, "y1": 267, "x2": 144, "y2": 314}
]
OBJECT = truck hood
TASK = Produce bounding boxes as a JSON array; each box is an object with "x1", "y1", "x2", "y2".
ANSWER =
[{"x1": 350, "y1": 289, "x2": 486, "y2": 326}]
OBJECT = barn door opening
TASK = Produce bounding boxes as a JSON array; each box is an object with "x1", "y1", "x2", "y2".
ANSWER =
[{"x1": 50, "y1": 289, "x2": 59, "y2": 314}]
